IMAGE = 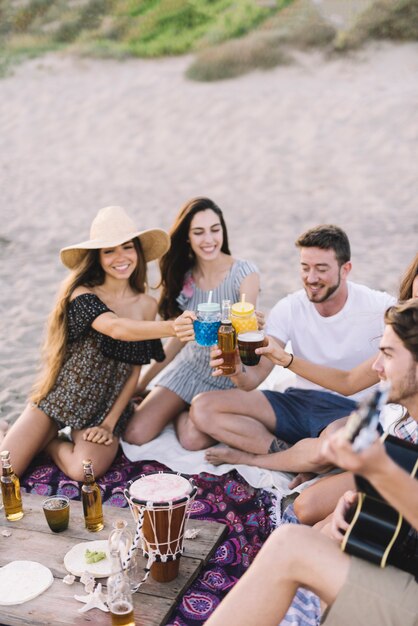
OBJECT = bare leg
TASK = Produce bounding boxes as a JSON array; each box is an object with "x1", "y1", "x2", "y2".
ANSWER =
[
  {"x1": 205, "y1": 524, "x2": 350, "y2": 626},
  {"x1": 205, "y1": 414, "x2": 349, "y2": 473},
  {"x1": 175, "y1": 410, "x2": 217, "y2": 450},
  {"x1": 206, "y1": 437, "x2": 290, "y2": 466},
  {"x1": 206, "y1": 434, "x2": 331, "y2": 473},
  {"x1": 0, "y1": 404, "x2": 58, "y2": 477},
  {"x1": 205, "y1": 445, "x2": 257, "y2": 466},
  {"x1": 45, "y1": 429, "x2": 120, "y2": 481},
  {"x1": 294, "y1": 471, "x2": 355, "y2": 525},
  {"x1": 123, "y1": 386, "x2": 187, "y2": 445},
  {"x1": 190, "y1": 389, "x2": 277, "y2": 454}
]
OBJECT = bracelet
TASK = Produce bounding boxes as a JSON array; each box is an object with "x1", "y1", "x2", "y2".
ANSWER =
[{"x1": 283, "y1": 353, "x2": 294, "y2": 369}]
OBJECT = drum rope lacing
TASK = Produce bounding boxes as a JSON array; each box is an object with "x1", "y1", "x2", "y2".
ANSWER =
[{"x1": 123, "y1": 473, "x2": 197, "y2": 592}]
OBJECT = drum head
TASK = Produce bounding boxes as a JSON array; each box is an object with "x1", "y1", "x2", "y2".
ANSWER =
[{"x1": 129, "y1": 472, "x2": 192, "y2": 505}]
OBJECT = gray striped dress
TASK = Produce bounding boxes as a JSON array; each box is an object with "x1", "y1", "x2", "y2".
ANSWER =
[{"x1": 157, "y1": 259, "x2": 259, "y2": 404}]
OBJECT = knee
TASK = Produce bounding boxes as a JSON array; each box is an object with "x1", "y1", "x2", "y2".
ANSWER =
[
  {"x1": 66, "y1": 466, "x2": 87, "y2": 482},
  {"x1": 190, "y1": 392, "x2": 216, "y2": 432},
  {"x1": 178, "y1": 428, "x2": 207, "y2": 451},
  {"x1": 293, "y1": 490, "x2": 320, "y2": 525},
  {"x1": 123, "y1": 421, "x2": 138, "y2": 444},
  {"x1": 262, "y1": 525, "x2": 302, "y2": 570},
  {"x1": 123, "y1": 420, "x2": 151, "y2": 446}
]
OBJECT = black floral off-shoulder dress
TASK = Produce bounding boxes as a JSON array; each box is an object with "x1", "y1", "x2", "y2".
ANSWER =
[{"x1": 37, "y1": 293, "x2": 165, "y2": 436}]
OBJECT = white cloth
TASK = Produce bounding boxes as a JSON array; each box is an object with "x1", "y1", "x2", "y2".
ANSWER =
[
  {"x1": 266, "y1": 281, "x2": 395, "y2": 401},
  {"x1": 121, "y1": 424, "x2": 297, "y2": 493}
]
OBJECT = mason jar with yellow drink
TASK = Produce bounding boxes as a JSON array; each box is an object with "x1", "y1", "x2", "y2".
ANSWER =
[{"x1": 230, "y1": 301, "x2": 258, "y2": 335}]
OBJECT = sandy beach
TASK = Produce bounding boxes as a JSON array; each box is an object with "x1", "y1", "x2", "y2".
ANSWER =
[{"x1": 1, "y1": 41, "x2": 417, "y2": 425}]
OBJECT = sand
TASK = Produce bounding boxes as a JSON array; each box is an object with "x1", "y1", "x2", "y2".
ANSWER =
[{"x1": 0, "y1": 41, "x2": 417, "y2": 425}]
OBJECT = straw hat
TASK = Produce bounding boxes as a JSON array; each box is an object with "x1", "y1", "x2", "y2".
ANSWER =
[{"x1": 60, "y1": 206, "x2": 170, "y2": 269}]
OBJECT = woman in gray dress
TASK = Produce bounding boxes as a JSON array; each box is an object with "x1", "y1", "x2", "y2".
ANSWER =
[
  {"x1": 123, "y1": 197, "x2": 260, "y2": 449},
  {"x1": 0, "y1": 206, "x2": 194, "y2": 480}
]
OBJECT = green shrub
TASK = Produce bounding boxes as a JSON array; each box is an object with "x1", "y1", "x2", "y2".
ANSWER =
[
  {"x1": 118, "y1": 0, "x2": 279, "y2": 57},
  {"x1": 186, "y1": 31, "x2": 292, "y2": 81},
  {"x1": 186, "y1": 0, "x2": 335, "y2": 82},
  {"x1": 259, "y1": 0, "x2": 336, "y2": 48},
  {"x1": 0, "y1": 0, "x2": 288, "y2": 73},
  {"x1": 335, "y1": 0, "x2": 418, "y2": 51},
  {"x1": 53, "y1": 0, "x2": 111, "y2": 43},
  {"x1": 12, "y1": 0, "x2": 54, "y2": 33}
]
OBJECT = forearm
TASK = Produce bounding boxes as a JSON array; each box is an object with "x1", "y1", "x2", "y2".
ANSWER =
[
  {"x1": 102, "y1": 366, "x2": 141, "y2": 431},
  {"x1": 324, "y1": 432, "x2": 418, "y2": 531},
  {"x1": 95, "y1": 316, "x2": 175, "y2": 342},
  {"x1": 366, "y1": 456, "x2": 418, "y2": 531},
  {"x1": 288, "y1": 355, "x2": 378, "y2": 396},
  {"x1": 260, "y1": 338, "x2": 378, "y2": 396}
]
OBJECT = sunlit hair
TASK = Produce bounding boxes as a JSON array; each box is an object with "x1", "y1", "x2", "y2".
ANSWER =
[
  {"x1": 398, "y1": 253, "x2": 418, "y2": 301},
  {"x1": 384, "y1": 298, "x2": 418, "y2": 363},
  {"x1": 158, "y1": 197, "x2": 231, "y2": 320},
  {"x1": 295, "y1": 224, "x2": 351, "y2": 266},
  {"x1": 31, "y1": 238, "x2": 146, "y2": 404}
]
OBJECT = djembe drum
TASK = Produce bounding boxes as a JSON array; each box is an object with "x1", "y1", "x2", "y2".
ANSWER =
[{"x1": 125, "y1": 471, "x2": 197, "y2": 583}]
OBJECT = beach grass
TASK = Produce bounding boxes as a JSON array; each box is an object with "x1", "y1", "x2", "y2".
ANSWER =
[
  {"x1": 334, "y1": 0, "x2": 418, "y2": 51},
  {"x1": 0, "y1": 0, "x2": 417, "y2": 80},
  {"x1": 186, "y1": 0, "x2": 335, "y2": 81},
  {"x1": 0, "y1": 0, "x2": 285, "y2": 74}
]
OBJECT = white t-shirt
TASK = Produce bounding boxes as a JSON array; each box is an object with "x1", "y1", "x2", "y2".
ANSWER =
[{"x1": 266, "y1": 281, "x2": 396, "y2": 401}]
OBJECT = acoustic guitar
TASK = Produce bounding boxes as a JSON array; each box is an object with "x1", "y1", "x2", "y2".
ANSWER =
[{"x1": 341, "y1": 383, "x2": 418, "y2": 575}]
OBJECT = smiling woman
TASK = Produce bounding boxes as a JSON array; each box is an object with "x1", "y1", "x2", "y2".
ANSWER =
[
  {"x1": 0, "y1": 205, "x2": 195, "y2": 481},
  {"x1": 123, "y1": 197, "x2": 260, "y2": 449}
]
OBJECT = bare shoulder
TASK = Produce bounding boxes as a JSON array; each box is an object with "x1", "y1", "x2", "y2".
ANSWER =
[
  {"x1": 70, "y1": 286, "x2": 94, "y2": 301},
  {"x1": 136, "y1": 293, "x2": 158, "y2": 321}
]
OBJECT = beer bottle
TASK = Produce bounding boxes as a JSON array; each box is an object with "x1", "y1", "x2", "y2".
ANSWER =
[
  {"x1": 107, "y1": 520, "x2": 136, "y2": 626},
  {"x1": 81, "y1": 459, "x2": 104, "y2": 532},
  {"x1": 0, "y1": 450, "x2": 24, "y2": 521},
  {"x1": 217, "y1": 299, "x2": 236, "y2": 375}
]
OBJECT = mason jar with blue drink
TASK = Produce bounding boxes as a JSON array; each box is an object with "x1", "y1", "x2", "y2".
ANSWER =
[{"x1": 194, "y1": 302, "x2": 221, "y2": 347}]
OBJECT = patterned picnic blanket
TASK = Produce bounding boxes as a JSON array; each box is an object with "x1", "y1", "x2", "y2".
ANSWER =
[{"x1": 21, "y1": 448, "x2": 275, "y2": 625}]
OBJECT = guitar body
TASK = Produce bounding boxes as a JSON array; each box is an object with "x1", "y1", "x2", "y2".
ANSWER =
[{"x1": 342, "y1": 434, "x2": 418, "y2": 575}]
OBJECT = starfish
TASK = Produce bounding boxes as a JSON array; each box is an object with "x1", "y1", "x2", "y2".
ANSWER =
[{"x1": 74, "y1": 582, "x2": 109, "y2": 613}]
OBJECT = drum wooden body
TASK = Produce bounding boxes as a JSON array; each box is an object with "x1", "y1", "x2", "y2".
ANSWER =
[{"x1": 127, "y1": 472, "x2": 196, "y2": 583}]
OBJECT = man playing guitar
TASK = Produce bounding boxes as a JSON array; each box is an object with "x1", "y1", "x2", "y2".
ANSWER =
[{"x1": 206, "y1": 299, "x2": 418, "y2": 626}]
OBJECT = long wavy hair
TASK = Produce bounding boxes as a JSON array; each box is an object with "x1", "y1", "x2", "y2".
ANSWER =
[
  {"x1": 31, "y1": 238, "x2": 146, "y2": 404},
  {"x1": 384, "y1": 298, "x2": 418, "y2": 363},
  {"x1": 158, "y1": 197, "x2": 231, "y2": 320},
  {"x1": 398, "y1": 253, "x2": 418, "y2": 301}
]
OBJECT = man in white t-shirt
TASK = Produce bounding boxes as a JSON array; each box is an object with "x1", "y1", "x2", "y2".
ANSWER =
[
  {"x1": 181, "y1": 225, "x2": 395, "y2": 473},
  {"x1": 204, "y1": 300, "x2": 418, "y2": 626}
]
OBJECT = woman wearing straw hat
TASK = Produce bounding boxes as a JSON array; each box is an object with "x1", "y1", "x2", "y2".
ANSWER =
[
  {"x1": 0, "y1": 206, "x2": 195, "y2": 481},
  {"x1": 123, "y1": 197, "x2": 260, "y2": 448}
]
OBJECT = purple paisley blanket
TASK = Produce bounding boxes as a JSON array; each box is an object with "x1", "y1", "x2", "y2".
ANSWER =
[{"x1": 21, "y1": 448, "x2": 274, "y2": 625}]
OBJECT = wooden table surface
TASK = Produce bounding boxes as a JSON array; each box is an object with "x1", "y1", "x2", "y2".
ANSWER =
[{"x1": 0, "y1": 492, "x2": 227, "y2": 626}]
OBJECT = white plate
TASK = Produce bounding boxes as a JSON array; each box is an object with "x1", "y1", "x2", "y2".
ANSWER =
[
  {"x1": 0, "y1": 561, "x2": 53, "y2": 605},
  {"x1": 64, "y1": 540, "x2": 111, "y2": 578}
]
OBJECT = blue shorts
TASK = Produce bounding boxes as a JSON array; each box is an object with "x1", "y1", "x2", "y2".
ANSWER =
[{"x1": 262, "y1": 387, "x2": 357, "y2": 445}]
